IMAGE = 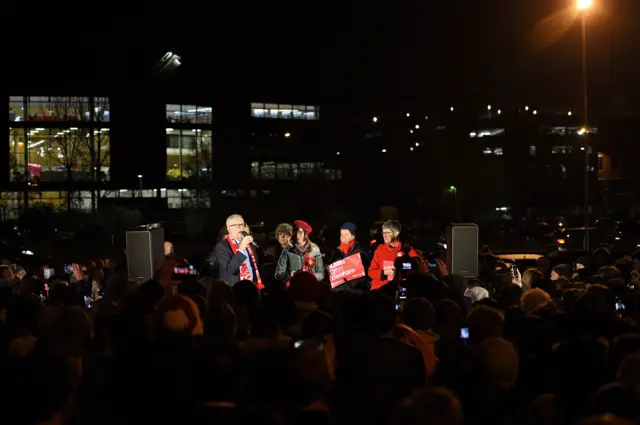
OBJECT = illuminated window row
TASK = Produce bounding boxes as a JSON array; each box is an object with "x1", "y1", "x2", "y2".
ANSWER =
[
  {"x1": 165, "y1": 129, "x2": 213, "y2": 180},
  {"x1": 482, "y1": 147, "x2": 503, "y2": 156},
  {"x1": 251, "y1": 161, "x2": 341, "y2": 180},
  {"x1": 470, "y1": 128, "x2": 505, "y2": 138},
  {"x1": 9, "y1": 127, "x2": 110, "y2": 183},
  {"x1": 9, "y1": 96, "x2": 110, "y2": 122},
  {"x1": 166, "y1": 104, "x2": 212, "y2": 125},
  {"x1": 542, "y1": 126, "x2": 598, "y2": 136},
  {"x1": 250, "y1": 103, "x2": 319, "y2": 120}
]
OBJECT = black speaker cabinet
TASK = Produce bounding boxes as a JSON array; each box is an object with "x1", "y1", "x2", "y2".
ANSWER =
[
  {"x1": 446, "y1": 223, "x2": 479, "y2": 278},
  {"x1": 126, "y1": 228, "x2": 165, "y2": 283}
]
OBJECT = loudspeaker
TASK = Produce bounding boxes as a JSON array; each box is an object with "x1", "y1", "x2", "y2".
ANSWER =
[
  {"x1": 446, "y1": 223, "x2": 479, "y2": 278},
  {"x1": 126, "y1": 228, "x2": 165, "y2": 283}
]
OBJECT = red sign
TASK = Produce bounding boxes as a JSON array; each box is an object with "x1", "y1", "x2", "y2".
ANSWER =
[{"x1": 328, "y1": 253, "x2": 366, "y2": 288}]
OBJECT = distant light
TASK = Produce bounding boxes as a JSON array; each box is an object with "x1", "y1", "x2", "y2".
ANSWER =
[
  {"x1": 373, "y1": 116, "x2": 378, "y2": 123},
  {"x1": 577, "y1": 0, "x2": 593, "y2": 10},
  {"x1": 557, "y1": 238, "x2": 566, "y2": 245},
  {"x1": 558, "y1": 222, "x2": 563, "y2": 227},
  {"x1": 425, "y1": 116, "x2": 429, "y2": 120},
  {"x1": 449, "y1": 185, "x2": 456, "y2": 191},
  {"x1": 406, "y1": 113, "x2": 410, "y2": 117},
  {"x1": 284, "y1": 132, "x2": 291, "y2": 138},
  {"x1": 578, "y1": 127, "x2": 587, "y2": 136},
  {"x1": 615, "y1": 236, "x2": 621, "y2": 241},
  {"x1": 525, "y1": 106, "x2": 529, "y2": 111},
  {"x1": 533, "y1": 110, "x2": 538, "y2": 115},
  {"x1": 581, "y1": 147, "x2": 585, "y2": 151},
  {"x1": 470, "y1": 132, "x2": 477, "y2": 137},
  {"x1": 568, "y1": 111, "x2": 572, "y2": 116},
  {"x1": 137, "y1": 174, "x2": 143, "y2": 178},
  {"x1": 409, "y1": 130, "x2": 414, "y2": 134},
  {"x1": 410, "y1": 147, "x2": 414, "y2": 151},
  {"x1": 382, "y1": 149, "x2": 387, "y2": 153},
  {"x1": 21, "y1": 250, "x2": 34, "y2": 256},
  {"x1": 487, "y1": 105, "x2": 492, "y2": 111},
  {"x1": 415, "y1": 124, "x2": 420, "y2": 129},
  {"x1": 497, "y1": 109, "x2": 502, "y2": 115},
  {"x1": 450, "y1": 106, "x2": 454, "y2": 112},
  {"x1": 415, "y1": 142, "x2": 419, "y2": 146},
  {"x1": 336, "y1": 152, "x2": 340, "y2": 155}
]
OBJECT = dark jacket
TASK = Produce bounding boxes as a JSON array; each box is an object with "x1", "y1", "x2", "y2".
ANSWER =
[
  {"x1": 214, "y1": 239, "x2": 259, "y2": 287},
  {"x1": 328, "y1": 242, "x2": 370, "y2": 293}
]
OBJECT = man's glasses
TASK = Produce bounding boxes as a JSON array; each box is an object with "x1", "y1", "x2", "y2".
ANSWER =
[{"x1": 382, "y1": 231, "x2": 394, "y2": 236}]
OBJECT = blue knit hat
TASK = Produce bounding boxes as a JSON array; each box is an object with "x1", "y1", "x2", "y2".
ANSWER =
[{"x1": 340, "y1": 222, "x2": 357, "y2": 236}]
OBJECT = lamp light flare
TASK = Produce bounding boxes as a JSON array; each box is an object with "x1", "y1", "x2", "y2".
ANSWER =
[{"x1": 577, "y1": 0, "x2": 593, "y2": 10}]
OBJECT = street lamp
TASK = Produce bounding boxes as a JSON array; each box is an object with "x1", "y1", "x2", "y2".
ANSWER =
[
  {"x1": 577, "y1": 0, "x2": 593, "y2": 10},
  {"x1": 577, "y1": 0, "x2": 593, "y2": 250}
]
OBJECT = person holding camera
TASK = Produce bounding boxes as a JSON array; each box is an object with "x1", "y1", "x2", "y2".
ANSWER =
[
  {"x1": 368, "y1": 220, "x2": 419, "y2": 291},
  {"x1": 214, "y1": 214, "x2": 263, "y2": 289}
]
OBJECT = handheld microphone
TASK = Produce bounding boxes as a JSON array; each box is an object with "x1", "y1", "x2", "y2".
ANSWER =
[{"x1": 240, "y1": 231, "x2": 259, "y2": 248}]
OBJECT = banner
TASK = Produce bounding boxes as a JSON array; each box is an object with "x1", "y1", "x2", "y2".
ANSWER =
[{"x1": 328, "y1": 253, "x2": 366, "y2": 288}]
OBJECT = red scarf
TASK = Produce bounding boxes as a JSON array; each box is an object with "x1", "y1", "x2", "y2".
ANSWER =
[
  {"x1": 226, "y1": 235, "x2": 264, "y2": 290},
  {"x1": 339, "y1": 240, "x2": 356, "y2": 255},
  {"x1": 384, "y1": 239, "x2": 405, "y2": 257}
]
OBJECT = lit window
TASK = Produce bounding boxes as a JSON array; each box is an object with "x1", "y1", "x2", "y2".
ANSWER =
[
  {"x1": 166, "y1": 104, "x2": 212, "y2": 124},
  {"x1": 482, "y1": 147, "x2": 493, "y2": 156},
  {"x1": 166, "y1": 129, "x2": 212, "y2": 180},
  {"x1": 251, "y1": 161, "x2": 340, "y2": 181},
  {"x1": 94, "y1": 97, "x2": 110, "y2": 122},
  {"x1": 494, "y1": 147, "x2": 503, "y2": 156},
  {"x1": 9, "y1": 96, "x2": 24, "y2": 122},
  {"x1": 251, "y1": 102, "x2": 320, "y2": 120},
  {"x1": 552, "y1": 145, "x2": 573, "y2": 154},
  {"x1": 11, "y1": 127, "x2": 108, "y2": 183},
  {"x1": 24, "y1": 96, "x2": 91, "y2": 122},
  {"x1": 470, "y1": 128, "x2": 505, "y2": 138}
]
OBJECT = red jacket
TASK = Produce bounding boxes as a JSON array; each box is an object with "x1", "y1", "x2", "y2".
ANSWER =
[{"x1": 368, "y1": 241, "x2": 419, "y2": 290}]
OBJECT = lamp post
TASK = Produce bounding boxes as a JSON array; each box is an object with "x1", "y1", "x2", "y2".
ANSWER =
[
  {"x1": 577, "y1": 0, "x2": 593, "y2": 250},
  {"x1": 137, "y1": 174, "x2": 143, "y2": 197}
]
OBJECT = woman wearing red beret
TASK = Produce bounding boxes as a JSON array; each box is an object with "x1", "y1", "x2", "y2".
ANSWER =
[{"x1": 275, "y1": 220, "x2": 325, "y2": 281}]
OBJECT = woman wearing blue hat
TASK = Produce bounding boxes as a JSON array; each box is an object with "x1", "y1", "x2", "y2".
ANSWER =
[{"x1": 328, "y1": 222, "x2": 371, "y2": 293}]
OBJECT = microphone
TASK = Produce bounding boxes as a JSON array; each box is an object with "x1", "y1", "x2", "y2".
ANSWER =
[{"x1": 240, "y1": 231, "x2": 259, "y2": 248}]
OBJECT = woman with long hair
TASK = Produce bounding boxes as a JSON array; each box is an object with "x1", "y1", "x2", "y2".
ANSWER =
[{"x1": 275, "y1": 220, "x2": 324, "y2": 282}]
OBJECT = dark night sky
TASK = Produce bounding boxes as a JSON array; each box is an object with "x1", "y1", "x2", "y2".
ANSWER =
[{"x1": 9, "y1": 1, "x2": 639, "y2": 112}]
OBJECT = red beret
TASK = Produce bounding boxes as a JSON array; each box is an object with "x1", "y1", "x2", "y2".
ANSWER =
[{"x1": 294, "y1": 220, "x2": 313, "y2": 234}]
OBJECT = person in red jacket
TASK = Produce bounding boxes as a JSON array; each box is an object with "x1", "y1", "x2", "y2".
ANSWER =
[{"x1": 368, "y1": 220, "x2": 419, "y2": 290}]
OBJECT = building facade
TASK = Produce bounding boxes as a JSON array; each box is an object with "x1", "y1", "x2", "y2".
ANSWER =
[{"x1": 3, "y1": 92, "x2": 639, "y2": 222}]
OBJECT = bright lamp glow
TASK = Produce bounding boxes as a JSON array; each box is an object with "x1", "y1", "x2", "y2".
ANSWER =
[
  {"x1": 22, "y1": 250, "x2": 34, "y2": 256},
  {"x1": 577, "y1": 0, "x2": 593, "y2": 10},
  {"x1": 373, "y1": 116, "x2": 378, "y2": 123}
]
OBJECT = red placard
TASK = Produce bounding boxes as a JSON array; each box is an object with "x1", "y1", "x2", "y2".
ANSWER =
[{"x1": 328, "y1": 253, "x2": 366, "y2": 288}]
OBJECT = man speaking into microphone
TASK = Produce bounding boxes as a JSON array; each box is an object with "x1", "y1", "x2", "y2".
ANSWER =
[{"x1": 214, "y1": 214, "x2": 264, "y2": 289}]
